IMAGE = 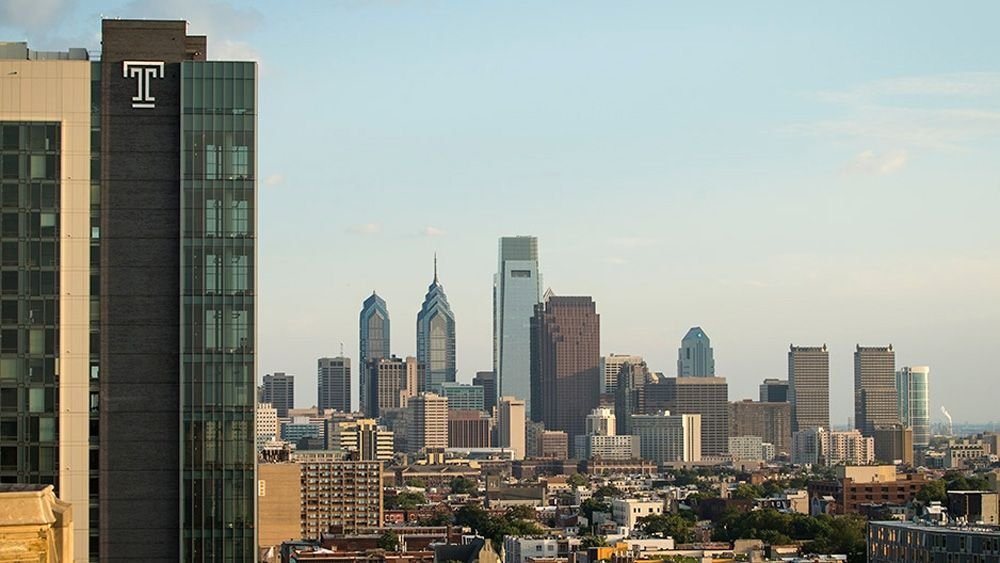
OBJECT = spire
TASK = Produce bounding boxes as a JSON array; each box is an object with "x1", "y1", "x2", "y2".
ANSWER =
[{"x1": 433, "y1": 253, "x2": 438, "y2": 283}]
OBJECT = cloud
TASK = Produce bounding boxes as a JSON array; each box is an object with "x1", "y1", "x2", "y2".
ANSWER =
[
  {"x1": 348, "y1": 223, "x2": 382, "y2": 236},
  {"x1": 0, "y1": 0, "x2": 74, "y2": 33},
  {"x1": 264, "y1": 174, "x2": 285, "y2": 187},
  {"x1": 789, "y1": 73, "x2": 1000, "y2": 153},
  {"x1": 421, "y1": 226, "x2": 447, "y2": 237},
  {"x1": 606, "y1": 256, "x2": 628, "y2": 265},
  {"x1": 840, "y1": 149, "x2": 909, "y2": 176}
]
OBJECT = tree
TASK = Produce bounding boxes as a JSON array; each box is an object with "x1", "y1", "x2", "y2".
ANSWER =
[
  {"x1": 386, "y1": 491, "x2": 427, "y2": 510},
  {"x1": 506, "y1": 505, "x2": 536, "y2": 521},
  {"x1": 580, "y1": 498, "x2": 610, "y2": 523},
  {"x1": 579, "y1": 535, "x2": 608, "y2": 548},
  {"x1": 450, "y1": 477, "x2": 479, "y2": 496},
  {"x1": 731, "y1": 483, "x2": 765, "y2": 500},
  {"x1": 568, "y1": 473, "x2": 589, "y2": 487},
  {"x1": 376, "y1": 531, "x2": 400, "y2": 551},
  {"x1": 405, "y1": 478, "x2": 426, "y2": 488},
  {"x1": 592, "y1": 484, "x2": 623, "y2": 500},
  {"x1": 635, "y1": 513, "x2": 694, "y2": 543},
  {"x1": 916, "y1": 480, "x2": 947, "y2": 503}
]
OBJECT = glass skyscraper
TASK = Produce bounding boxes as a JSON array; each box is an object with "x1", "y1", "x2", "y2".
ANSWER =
[
  {"x1": 416, "y1": 257, "x2": 456, "y2": 393},
  {"x1": 677, "y1": 326, "x2": 715, "y2": 377},
  {"x1": 493, "y1": 236, "x2": 542, "y2": 411},
  {"x1": 896, "y1": 366, "x2": 930, "y2": 447},
  {"x1": 359, "y1": 292, "x2": 390, "y2": 416}
]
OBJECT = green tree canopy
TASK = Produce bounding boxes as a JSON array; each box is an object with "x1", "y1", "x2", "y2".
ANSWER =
[
  {"x1": 450, "y1": 477, "x2": 479, "y2": 496},
  {"x1": 376, "y1": 531, "x2": 400, "y2": 551},
  {"x1": 385, "y1": 491, "x2": 427, "y2": 510},
  {"x1": 635, "y1": 513, "x2": 694, "y2": 543},
  {"x1": 567, "y1": 473, "x2": 589, "y2": 487}
]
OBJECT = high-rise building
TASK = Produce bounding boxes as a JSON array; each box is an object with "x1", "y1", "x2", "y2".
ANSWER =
[
  {"x1": 585, "y1": 408, "x2": 616, "y2": 437},
  {"x1": 363, "y1": 356, "x2": 418, "y2": 418},
  {"x1": 896, "y1": 366, "x2": 930, "y2": 447},
  {"x1": 854, "y1": 345, "x2": 898, "y2": 436},
  {"x1": 497, "y1": 395, "x2": 527, "y2": 460},
  {"x1": 416, "y1": 257, "x2": 456, "y2": 393},
  {"x1": 494, "y1": 236, "x2": 542, "y2": 412},
  {"x1": 256, "y1": 403, "x2": 279, "y2": 449},
  {"x1": 788, "y1": 345, "x2": 830, "y2": 433},
  {"x1": 317, "y1": 357, "x2": 351, "y2": 413},
  {"x1": 405, "y1": 392, "x2": 448, "y2": 454},
  {"x1": 631, "y1": 412, "x2": 702, "y2": 463},
  {"x1": 530, "y1": 296, "x2": 600, "y2": 439},
  {"x1": 600, "y1": 354, "x2": 645, "y2": 395},
  {"x1": 677, "y1": 326, "x2": 715, "y2": 377},
  {"x1": 614, "y1": 361, "x2": 650, "y2": 436},
  {"x1": 291, "y1": 452, "x2": 383, "y2": 538},
  {"x1": 473, "y1": 370, "x2": 497, "y2": 415},
  {"x1": 0, "y1": 19, "x2": 269, "y2": 561},
  {"x1": 791, "y1": 427, "x2": 874, "y2": 466},
  {"x1": 643, "y1": 377, "x2": 729, "y2": 457},
  {"x1": 448, "y1": 410, "x2": 493, "y2": 448},
  {"x1": 263, "y1": 372, "x2": 295, "y2": 418},
  {"x1": 759, "y1": 378, "x2": 789, "y2": 403},
  {"x1": 326, "y1": 419, "x2": 394, "y2": 461},
  {"x1": 359, "y1": 292, "x2": 390, "y2": 416},
  {"x1": 537, "y1": 430, "x2": 569, "y2": 459},
  {"x1": 438, "y1": 382, "x2": 485, "y2": 412},
  {"x1": 873, "y1": 424, "x2": 914, "y2": 465},
  {"x1": 729, "y1": 399, "x2": 792, "y2": 456}
]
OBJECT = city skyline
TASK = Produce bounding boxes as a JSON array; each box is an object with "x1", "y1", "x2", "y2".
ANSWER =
[{"x1": 4, "y1": 2, "x2": 997, "y2": 423}]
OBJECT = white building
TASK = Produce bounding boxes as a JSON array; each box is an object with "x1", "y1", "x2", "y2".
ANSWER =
[
  {"x1": 611, "y1": 498, "x2": 664, "y2": 530},
  {"x1": 600, "y1": 354, "x2": 645, "y2": 395},
  {"x1": 728, "y1": 435, "x2": 765, "y2": 461},
  {"x1": 498, "y1": 395, "x2": 527, "y2": 460},
  {"x1": 631, "y1": 412, "x2": 701, "y2": 463},
  {"x1": 792, "y1": 427, "x2": 874, "y2": 466},
  {"x1": 256, "y1": 402, "x2": 279, "y2": 450},
  {"x1": 576, "y1": 434, "x2": 641, "y2": 460}
]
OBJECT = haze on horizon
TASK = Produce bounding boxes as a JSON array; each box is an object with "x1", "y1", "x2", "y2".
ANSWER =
[{"x1": 4, "y1": 0, "x2": 998, "y2": 424}]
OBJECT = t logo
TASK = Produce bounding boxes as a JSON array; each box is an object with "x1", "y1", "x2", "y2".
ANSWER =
[{"x1": 122, "y1": 61, "x2": 165, "y2": 109}]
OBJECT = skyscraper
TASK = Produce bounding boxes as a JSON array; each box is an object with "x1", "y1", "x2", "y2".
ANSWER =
[
  {"x1": 473, "y1": 371, "x2": 497, "y2": 415},
  {"x1": 494, "y1": 236, "x2": 542, "y2": 411},
  {"x1": 759, "y1": 378, "x2": 790, "y2": 403},
  {"x1": 263, "y1": 372, "x2": 295, "y2": 418},
  {"x1": 0, "y1": 19, "x2": 267, "y2": 561},
  {"x1": 359, "y1": 292, "x2": 390, "y2": 416},
  {"x1": 643, "y1": 377, "x2": 730, "y2": 457},
  {"x1": 677, "y1": 327, "x2": 715, "y2": 377},
  {"x1": 317, "y1": 357, "x2": 351, "y2": 413},
  {"x1": 416, "y1": 256, "x2": 456, "y2": 393},
  {"x1": 497, "y1": 395, "x2": 527, "y2": 460},
  {"x1": 854, "y1": 345, "x2": 898, "y2": 437},
  {"x1": 530, "y1": 295, "x2": 600, "y2": 439},
  {"x1": 600, "y1": 354, "x2": 645, "y2": 395},
  {"x1": 363, "y1": 356, "x2": 418, "y2": 418},
  {"x1": 896, "y1": 366, "x2": 930, "y2": 447},
  {"x1": 788, "y1": 345, "x2": 830, "y2": 433},
  {"x1": 631, "y1": 412, "x2": 702, "y2": 463},
  {"x1": 405, "y1": 392, "x2": 449, "y2": 454}
]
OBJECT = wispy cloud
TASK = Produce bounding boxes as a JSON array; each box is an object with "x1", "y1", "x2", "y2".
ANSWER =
[
  {"x1": 264, "y1": 174, "x2": 285, "y2": 187},
  {"x1": 606, "y1": 256, "x2": 628, "y2": 265},
  {"x1": 421, "y1": 226, "x2": 447, "y2": 237},
  {"x1": 347, "y1": 223, "x2": 382, "y2": 236},
  {"x1": 788, "y1": 73, "x2": 1000, "y2": 156},
  {"x1": 840, "y1": 149, "x2": 909, "y2": 176}
]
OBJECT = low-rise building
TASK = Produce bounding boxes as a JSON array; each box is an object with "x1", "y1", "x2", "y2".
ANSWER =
[
  {"x1": 807, "y1": 466, "x2": 927, "y2": 515},
  {"x1": 0, "y1": 484, "x2": 72, "y2": 563},
  {"x1": 610, "y1": 498, "x2": 663, "y2": 530},
  {"x1": 868, "y1": 520, "x2": 1000, "y2": 563}
]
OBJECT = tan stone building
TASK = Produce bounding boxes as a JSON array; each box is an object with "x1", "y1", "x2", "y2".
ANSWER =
[
  {"x1": 0, "y1": 484, "x2": 73, "y2": 562},
  {"x1": 257, "y1": 463, "x2": 302, "y2": 552}
]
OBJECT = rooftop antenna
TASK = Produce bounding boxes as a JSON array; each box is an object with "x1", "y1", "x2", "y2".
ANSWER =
[
  {"x1": 433, "y1": 252, "x2": 438, "y2": 283},
  {"x1": 340, "y1": 342, "x2": 344, "y2": 357}
]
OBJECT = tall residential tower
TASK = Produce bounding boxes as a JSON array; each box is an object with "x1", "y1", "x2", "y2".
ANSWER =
[
  {"x1": 493, "y1": 236, "x2": 542, "y2": 411},
  {"x1": 896, "y1": 366, "x2": 930, "y2": 448},
  {"x1": 788, "y1": 345, "x2": 830, "y2": 433},
  {"x1": 854, "y1": 345, "x2": 898, "y2": 436}
]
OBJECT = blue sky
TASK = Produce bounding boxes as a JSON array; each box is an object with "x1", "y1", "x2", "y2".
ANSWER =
[{"x1": 3, "y1": 1, "x2": 999, "y2": 423}]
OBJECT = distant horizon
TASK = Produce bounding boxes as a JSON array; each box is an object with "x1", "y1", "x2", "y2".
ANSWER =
[{"x1": 2, "y1": 1, "x2": 996, "y2": 422}]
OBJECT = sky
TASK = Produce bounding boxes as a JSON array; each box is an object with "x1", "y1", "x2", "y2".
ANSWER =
[{"x1": 3, "y1": 1, "x2": 999, "y2": 424}]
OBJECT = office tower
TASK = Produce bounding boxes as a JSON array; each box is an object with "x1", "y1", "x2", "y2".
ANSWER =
[
  {"x1": 873, "y1": 424, "x2": 914, "y2": 465},
  {"x1": 494, "y1": 236, "x2": 542, "y2": 412},
  {"x1": 317, "y1": 357, "x2": 351, "y2": 412},
  {"x1": 497, "y1": 396, "x2": 527, "y2": 460},
  {"x1": 643, "y1": 377, "x2": 729, "y2": 457},
  {"x1": 896, "y1": 366, "x2": 930, "y2": 447},
  {"x1": 473, "y1": 371, "x2": 497, "y2": 414},
  {"x1": 530, "y1": 296, "x2": 600, "y2": 439},
  {"x1": 759, "y1": 378, "x2": 789, "y2": 403},
  {"x1": 854, "y1": 345, "x2": 898, "y2": 436},
  {"x1": 631, "y1": 412, "x2": 702, "y2": 463},
  {"x1": 256, "y1": 403, "x2": 279, "y2": 450},
  {"x1": 600, "y1": 354, "x2": 644, "y2": 395},
  {"x1": 615, "y1": 361, "x2": 650, "y2": 436},
  {"x1": 538, "y1": 431, "x2": 569, "y2": 459},
  {"x1": 327, "y1": 419, "x2": 394, "y2": 461},
  {"x1": 405, "y1": 392, "x2": 448, "y2": 454},
  {"x1": 263, "y1": 372, "x2": 295, "y2": 418},
  {"x1": 575, "y1": 408, "x2": 638, "y2": 460},
  {"x1": 439, "y1": 382, "x2": 485, "y2": 412},
  {"x1": 359, "y1": 292, "x2": 390, "y2": 417},
  {"x1": 729, "y1": 400, "x2": 792, "y2": 456},
  {"x1": 416, "y1": 257, "x2": 456, "y2": 393},
  {"x1": 586, "y1": 408, "x2": 616, "y2": 436},
  {"x1": 788, "y1": 345, "x2": 830, "y2": 433},
  {"x1": 0, "y1": 43, "x2": 92, "y2": 560},
  {"x1": 364, "y1": 356, "x2": 418, "y2": 418},
  {"x1": 291, "y1": 452, "x2": 383, "y2": 537},
  {"x1": 448, "y1": 410, "x2": 493, "y2": 448},
  {"x1": 677, "y1": 326, "x2": 715, "y2": 377}
]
